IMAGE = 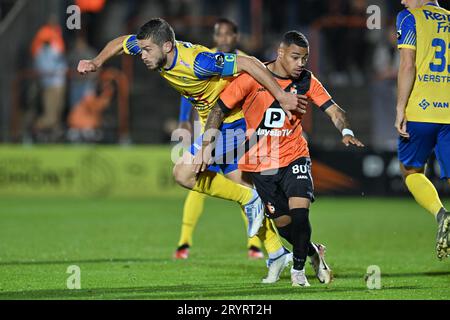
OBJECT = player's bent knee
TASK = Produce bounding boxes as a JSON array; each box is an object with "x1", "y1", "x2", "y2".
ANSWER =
[
  {"x1": 173, "y1": 163, "x2": 195, "y2": 189},
  {"x1": 400, "y1": 163, "x2": 425, "y2": 178},
  {"x1": 288, "y1": 197, "x2": 310, "y2": 210},
  {"x1": 273, "y1": 215, "x2": 291, "y2": 228},
  {"x1": 225, "y1": 170, "x2": 253, "y2": 188},
  {"x1": 276, "y1": 223, "x2": 292, "y2": 243}
]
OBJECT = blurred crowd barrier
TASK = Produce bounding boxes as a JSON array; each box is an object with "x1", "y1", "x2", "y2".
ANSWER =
[
  {"x1": 10, "y1": 68, "x2": 130, "y2": 144},
  {"x1": 0, "y1": 145, "x2": 178, "y2": 198},
  {"x1": 0, "y1": 145, "x2": 448, "y2": 198}
]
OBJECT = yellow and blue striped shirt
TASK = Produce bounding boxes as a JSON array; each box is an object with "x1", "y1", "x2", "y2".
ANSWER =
[
  {"x1": 123, "y1": 35, "x2": 244, "y2": 125},
  {"x1": 397, "y1": 2, "x2": 450, "y2": 123}
]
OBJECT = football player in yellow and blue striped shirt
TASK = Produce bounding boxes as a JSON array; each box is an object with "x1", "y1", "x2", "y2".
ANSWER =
[
  {"x1": 77, "y1": 18, "x2": 303, "y2": 268},
  {"x1": 395, "y1": 0, "x2": 450, "y2": 259},
  {"x1": 175, "y1": 18, "x2": 265, "y2": 260}
]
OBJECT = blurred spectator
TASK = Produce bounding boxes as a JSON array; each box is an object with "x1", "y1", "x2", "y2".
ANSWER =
[
  {"x1": 345, "y1": 0, "x2": 372, "y2": 86},
  {"x1": 67, "y1": 81, "x2": 114, "y2": 143},
  {"x1": 31, "y1": 15, "x2": 65, "y2": 57},
  {"x1": 321, "y1": 0, "x2": 371, "y2": 86},
  {"x1": 31, "y1": 15, "x2": 67, "y2": 142},
  {"x1": 124, "y1": 0, "x2": 141, "y2": 31},
  {"x1": 370, "y1": 22, "x2": 399, "y2": 151},
  {"x1": 296, "y1": 0, "x2": 326, "y2": 27},
  {"x1": 67, "y1": 34, "x2": 97, "y2": 109},
  {"x1": 322, "y1": 0, "x2": 351, "y2": 86}
]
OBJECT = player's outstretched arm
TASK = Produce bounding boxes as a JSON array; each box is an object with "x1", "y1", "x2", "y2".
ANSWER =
[
  {"x1": 77, "y1": 35, "x2": 129, "y2": 75},
  {"x1": 395, "y1": 48, "x2": 416, "y2": 138},
  {"x1": 325, "y1": 104, "x2": 364, "y2": 147},
  {"x1": 235, "y1": 55, "x2": 308, "y2": 119}
]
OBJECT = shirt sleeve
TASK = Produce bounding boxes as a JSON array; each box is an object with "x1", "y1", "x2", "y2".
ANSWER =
[
  {"x1": 122, "y1": 35, "x2": 142, "y2": 55},
  {"x1": 179, "y1": 96, "x2": 192, "y2": 122},
  {"x1": 218, "y1": 73, "x2": 254, "y2": 113},
  {"x1": 193, "y1": 51, "x2": 238, "y2": 79},
  {"x1": 396, "y1": 9, "x2": 416, "y2": 50},
  {"x1": 307, "y1": 74, "x2": 335, "y2": 112}
]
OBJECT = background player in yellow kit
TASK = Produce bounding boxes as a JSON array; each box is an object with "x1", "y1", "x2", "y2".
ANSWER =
[
  {"x1": 175, "y1": 18, "x2": 264, "y2": 260},
  {"x1": 395, "y1": 0, "x2": 450, "y2": 259}
]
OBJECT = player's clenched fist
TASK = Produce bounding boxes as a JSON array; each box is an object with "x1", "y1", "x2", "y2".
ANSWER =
[{"x1": 77, "y1": 60, "x2": 99, "y2": 75}]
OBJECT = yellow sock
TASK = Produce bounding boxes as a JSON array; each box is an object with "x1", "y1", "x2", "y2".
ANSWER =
[
  {"x1": 239, "y1": 208, "x2": 262, "y2": 249},
  {"x1": 257, "y1": 218, "x2": 284, "y2": 256},
  {"x1": 178, "y1": 191, "x2": 206, "y2": 247},
  {"x1": 405, "y1": 173, "x2": 444, "y2": 216},
  {"x1": 192, "y1": 171, "x2": 254, "y2": 206}
]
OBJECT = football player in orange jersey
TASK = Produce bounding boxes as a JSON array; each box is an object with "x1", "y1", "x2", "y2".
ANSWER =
[{"x1": 196, "y1": 31, "x2": 364, "y2": 286}]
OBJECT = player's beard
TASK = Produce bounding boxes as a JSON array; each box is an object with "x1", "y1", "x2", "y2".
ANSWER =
[
  {"x1": 155, "y1": 55, "x2": 167, "y2": 69},
  {"x1": 146, "y1": 55, "x2": 167, "y2": 71}
]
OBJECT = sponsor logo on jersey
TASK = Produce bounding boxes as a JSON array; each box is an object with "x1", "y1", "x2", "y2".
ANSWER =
[
  {"x1": 419, "y1": 99, "x2": 431, "y2": 110},
  {"x1": 419, "y1": 99, "x2": 449, "y2": 110},
  {"x1": 257, "y1": 128, "x2": 293, "y2": 137},
  {"x1": 290, "y1": 85, "x2": 298, "y2": 95},
  {"x1": 432, "y1": 101, "x2": 449, "y2": 108},
  {"x1": 266, "y1": 202, "x2": 276, "y2": 214},
  {"x1": 423, "y1": 10, "x2": 450, "y2": 22},
  {"x1": 422, "y1": 9, "x2": 450, "y2": 33},
  {"x1": 264, "y1": 109, "x2": 285, "y2": 128}
]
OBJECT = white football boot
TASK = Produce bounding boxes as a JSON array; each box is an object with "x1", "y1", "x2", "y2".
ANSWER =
[
  {"x1": 243, "y1": 190, "x2": 265, "y2": 237},
  {"x1": 262, "y1": 251, "x2": 293, "y2": 284},
  {"x1": 436, "y1": 210, "x2": 450, "y2": 260},
  {"x1": 309, "y1": 243, "x2": 333, "y2": 284},
  {"x1": 291, "y1": 268, "x2": 310, "y2": 287}
]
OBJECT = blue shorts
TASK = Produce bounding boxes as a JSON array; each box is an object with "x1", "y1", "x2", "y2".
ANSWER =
[
  {"x1": 189, "y1": 118, "x2": 246, "y2": 175},
  {"x1": 398, "y1": 121, "x2": 450, "y2": 179}
]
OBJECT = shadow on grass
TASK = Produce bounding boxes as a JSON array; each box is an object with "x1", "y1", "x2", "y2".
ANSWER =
[
  {"x1": 0, "y1": 258, "x2": 168, "y2": 267},
  {"x1": 0, "y1": 283, "x2": 425, "y2": 300},
  {"x1": 335, "y1": 271, "x2": 450, "y2": 279}
]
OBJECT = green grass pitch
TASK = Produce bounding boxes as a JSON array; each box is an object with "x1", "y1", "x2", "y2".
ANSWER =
[{"x1": 0, "y1": 196, "x2": 449, "y2": 300}]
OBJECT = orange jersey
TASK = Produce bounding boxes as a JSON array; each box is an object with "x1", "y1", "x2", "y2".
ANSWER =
[{"x1": 219, "y1": 68, "x2": 334, "y2": 172}]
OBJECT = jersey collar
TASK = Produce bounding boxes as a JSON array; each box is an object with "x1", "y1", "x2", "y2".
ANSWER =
[
  {"x1": 425, "y1": 2, "x2": 438, "y2": 7},
  {"x1": 266, "y1": 61, "x2": 293, "y2": 80},
  {"x1": 164, "y1": 43, "x2": 179, "y2": 71}
]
